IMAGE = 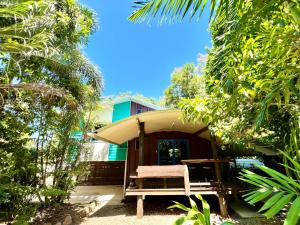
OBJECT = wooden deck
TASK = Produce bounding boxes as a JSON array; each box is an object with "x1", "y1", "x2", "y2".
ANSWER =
[{"x1": 126, "y1": 165, "x2": 243, "y2": 218}]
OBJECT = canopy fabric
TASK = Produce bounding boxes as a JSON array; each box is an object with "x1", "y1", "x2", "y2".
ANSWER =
[{"x1": 94, "y1": 110, "x2": 211, "y2": 145}]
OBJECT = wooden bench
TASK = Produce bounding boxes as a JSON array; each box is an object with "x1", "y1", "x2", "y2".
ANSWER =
[{"x1": 126, "y1": 165, "x2": 190, "y2": 218}]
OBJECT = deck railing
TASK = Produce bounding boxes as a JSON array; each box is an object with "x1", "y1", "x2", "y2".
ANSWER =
[{"x1": 83, "y1": 161, "x2": 125, "y2": 185}]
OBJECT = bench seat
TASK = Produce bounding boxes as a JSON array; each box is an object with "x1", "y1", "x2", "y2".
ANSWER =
[{"x1": 126, "y1": 188, "x2": 186, "y2": 196}]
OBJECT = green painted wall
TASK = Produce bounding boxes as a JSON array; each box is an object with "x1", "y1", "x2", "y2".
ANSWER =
[
  {"x1": 109, "y1": 101, "x2": 131, "y2": 160},
  {"x1": 108, "y1": 142, "x2": 128, "y2": 161},
  {"x1": 112, "y1": 101, "x2": 131, "y2": 122}
]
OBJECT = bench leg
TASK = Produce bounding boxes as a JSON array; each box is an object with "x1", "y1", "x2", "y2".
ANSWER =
[
  {"x1": 218, "y1": 194, "x2": 228, "y2": 217},
  {"x1": 137, "y1": 195, "x2": 144, "y2": 219}
]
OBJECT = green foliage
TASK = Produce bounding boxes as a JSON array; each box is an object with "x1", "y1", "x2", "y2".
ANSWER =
[
  {"x1": 129, "y1": 0, "x2": 217, "y2": 22},
  {"x1": 129, "y1": 0, "x2": 300, "y2": 145},
  {"x1": 169, "y1": 194, "x2": 234, "y2": 225},
  {"x1": 240, "y1": 151, "x2": 300, "y2": 225},
  {"x1": 129, "y1": 0, "x2": 300, "y2": 224},
  {"x1": 164, "y1": 63, "x2": 206, "y2": 108},
  {"x1": 167, "y1": 0, "x2": 300, "y2": 149},
  {"x1": 0, "y1": 0, "x2": 102, "y2": 223}
]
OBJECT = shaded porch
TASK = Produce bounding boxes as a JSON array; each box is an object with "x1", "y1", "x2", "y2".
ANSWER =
[{"x1": 94, "y1": 110, "x2": 243, "y2": 218}]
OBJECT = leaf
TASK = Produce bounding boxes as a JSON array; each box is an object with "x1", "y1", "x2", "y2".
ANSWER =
[
  {"x1": 196, "y1": 213, "x2": 206, "y2": 225},
  {"x1": 258, "y1": 166, "x2": 298, "y2": 193},
  {"x1": 196, "y1": 194, "x2": 210, "y2": 225},
  {"x1": 284, "y1": 196, "x2": 300, "y2": 225},
  {"x1": 187, "y1": 208, "x2": 201, "y2": 218},
  {"x1": 281, "y1": 151, "x2": 300, "y2": 172},
  {"x1": 173, "y1": 216, "x2": 190, "y2": 225},
  {"x1": 289, "y1": 3, "x2": 300, "y2": 25},
  {"x1": 263, "y1": 194, "x2": 294, "y2": 219},
  {"x1": 168, "y1": 201, "x2": 191, "y2": 212},
  {"x1": 258, "y1": 192, "x2": 284, "y2": 213},
  {"x1": 224, "y1": 79, "x2": 233, "y2": 93},
  {"x1": 247, "y1": 189, "x2": 273, "y2": 205},
  {"x1": 189, "y1": 197, "x2": 199, "y2": 211}
]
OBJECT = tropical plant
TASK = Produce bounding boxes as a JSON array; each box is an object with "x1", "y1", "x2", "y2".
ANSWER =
[
  {"x1": 169, "y1": 194, "x2": 234, "y2": 225},
  {"x1": 164, "y1": 63, "x2": 206, "y2": 108},
  {"x1": 130, "y1": 0, "x2": 300, "y2": 148},
  {"x1": 129, "y1": 0, "x2": 300, "y2": 25},
  {"x1": 240, "y1": 151, "x2": 300, "y2": 225},
  {"x1": 0, "y1": 0, "x2": 102, "y2": 223},
  {"x1": 129, "y1": 0, "x2": 300, "y2": 224}
]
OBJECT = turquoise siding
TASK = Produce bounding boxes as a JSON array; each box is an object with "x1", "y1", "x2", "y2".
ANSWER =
[
  {"x1": 68, "y1": 131, "x2": 83, "y2": 161},
  {"x1": 109, "y1": 101, "x2": 131, "y2": 160},
  {"x1": 108, "y1": 143, "x2": 127, "y2": 161},
  {"x1": 112, "y1": 101, "x2": 131, "y2": 122}
]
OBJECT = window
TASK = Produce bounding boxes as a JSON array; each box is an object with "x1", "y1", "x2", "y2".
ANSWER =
[
  {"x1": 136, "y1": 105, "x2": 143, "y2": 114},
  {"x1": 157, "y1": 139, "x2": 189, "y2": 165}
]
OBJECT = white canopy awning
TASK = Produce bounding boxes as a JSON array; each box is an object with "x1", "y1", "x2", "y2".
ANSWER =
[{"x1": 94, "y1": 110, "x2": 211, "y2": 145}]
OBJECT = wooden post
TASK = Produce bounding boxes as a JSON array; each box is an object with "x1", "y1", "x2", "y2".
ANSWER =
[
  {"x1": 137, "y1": 119, "x2": 145, "y2": 189},
  {"x1": 184, "y1": 165, "x2": 190, "y2": 196},
  {"x1": 137, "y1": 195, "x2": 144, "y2": 219},
  {"x1": 138, "y1": 121, "x2": 145, "y2": 166},
  {"x1": 210, "y1": 133, "x2": 228, "y2": 217},
  {"x1": 210, "y1": 133, "x2": 222, "y2": 182},
  {"x1": 122, "y1": 147, "x2": 129, "y2": 200},
  {"x1": 218, "y1": 194, "x2": 228, "y2": 217}
]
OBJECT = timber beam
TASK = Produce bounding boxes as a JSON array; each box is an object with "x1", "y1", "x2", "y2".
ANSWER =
[{"x1": 136, "y1": 118, "x2": 145, "y2": 166}]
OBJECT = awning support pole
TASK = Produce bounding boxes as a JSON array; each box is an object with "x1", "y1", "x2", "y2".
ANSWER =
[{"x1": 138, "y1": 121, "x2": 145, "y2": 166}]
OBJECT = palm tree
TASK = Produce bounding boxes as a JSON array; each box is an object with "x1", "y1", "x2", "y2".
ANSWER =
[
  {"x1": 128, "y1": 0, "x2": 300, "y2": 25},
  {"x1": 0, "y1": 0, "x2": 58, "y2": 58},
  {"x1": 0, "y1": 0, "x2": 103, "y2": 98}
]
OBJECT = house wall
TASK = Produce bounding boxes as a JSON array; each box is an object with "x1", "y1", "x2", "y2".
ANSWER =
[
  {"x1": 130, "y1": 102, "x2": 155, "y2": 115},
  {"x1": 108, "y1": 142, "x2": 128, "y2": 161},
  {"x1": 109, "y1": 101, "x2": 132, "y2": 160},
  {"x1": 109, "y1": 101, "x2": 157, "y2": 161},
  {"x1": 112, "y1": 101, "x2": 131, "y2": 122},
  {"x1": 126, "y1": 131, "x2": 213, "y2": 183},
  {"x1": 86, "y1": 141, "x2": 109, "y2": 161}
]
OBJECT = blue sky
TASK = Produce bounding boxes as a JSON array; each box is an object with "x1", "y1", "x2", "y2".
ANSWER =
[{"x1": 80, "y1": 1, "x2": 211, "y2": 98}]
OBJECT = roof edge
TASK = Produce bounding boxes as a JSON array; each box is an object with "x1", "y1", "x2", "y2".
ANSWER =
[{"x1": 113, "y1": 97, "x2": 162, "y2": 110}]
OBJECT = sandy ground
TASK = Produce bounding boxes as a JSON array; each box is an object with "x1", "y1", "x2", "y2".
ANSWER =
[
  {"x1": 0, "y1": 185, "x2": 282, "y2": 225},
  {"x1": 69, "y1": 185, "x2": 123, "y2": 206},
  {"x1": 73, "y1": 186, "x2": 283, "y2": 225},
  {"x1": 79, "y1": 202, "x2": 282, "y2": 225}
]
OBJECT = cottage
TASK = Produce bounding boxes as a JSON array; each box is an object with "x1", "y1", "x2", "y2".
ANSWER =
[{"x1": 94, "y1": 109, "x2": 242, "y2": 218}]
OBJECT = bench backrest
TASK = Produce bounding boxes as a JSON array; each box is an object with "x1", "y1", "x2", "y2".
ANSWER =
[{"x1": 136, "y1": 165, "x2": 190, "y2": 195}]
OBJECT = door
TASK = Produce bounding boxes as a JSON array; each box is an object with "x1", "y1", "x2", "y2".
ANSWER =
[{"x1": 157, "y1": 139, "x2": 189, "y2": 165}]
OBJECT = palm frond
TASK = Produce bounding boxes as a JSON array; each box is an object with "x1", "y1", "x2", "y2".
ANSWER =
[
  {"x1": 44, "y1": 51, "x2": 103, "y2": 95},
  {"x1": 240, "y1": 151, "x2": 300, "y2": 225},
  {"x1": 128, "y1": 0, "x2": 217, "y2": 23},
  {"x1": 0, "y1": 83, "x2": 69, "y2": 97}
]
